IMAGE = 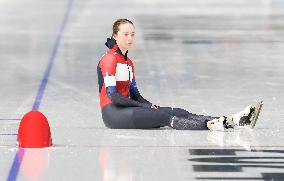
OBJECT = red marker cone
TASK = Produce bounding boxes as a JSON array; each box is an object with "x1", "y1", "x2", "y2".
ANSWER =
[{"x1": 18, "y1": 111, "x2": 52, "y2": 148}]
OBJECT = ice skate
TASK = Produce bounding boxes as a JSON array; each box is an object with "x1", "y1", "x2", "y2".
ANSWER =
[
  {"x1": 225, "y1": 101, "x2": 263, "y2": 129},
  {"x1": 207, "y1": 101, "x2": 263, "y2": 131}
]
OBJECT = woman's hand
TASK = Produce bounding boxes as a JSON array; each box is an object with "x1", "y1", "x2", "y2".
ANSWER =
[{"x1": 151, "y1": 104, "x2": 159, "y2": 109}]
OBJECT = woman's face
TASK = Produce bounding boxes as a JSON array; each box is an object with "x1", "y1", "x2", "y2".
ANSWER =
[{"x1": 113, "y1": 23, "x2": 135, "y2": 51}]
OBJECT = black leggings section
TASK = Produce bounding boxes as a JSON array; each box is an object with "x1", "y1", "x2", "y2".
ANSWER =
[{"x1": 101, "y1": 104, "x2": 218, "y2": 130}]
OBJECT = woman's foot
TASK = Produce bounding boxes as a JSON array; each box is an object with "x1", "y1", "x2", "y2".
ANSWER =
[
  {"x1": 226, "y1": 105, "x2": 255, "y2": 127},
  {"x1": 207, "y1": 104, "x2": 257, "y2": 131},
  {"x1": 207, "y1": 116, "x2": 226, "y2": 131}
]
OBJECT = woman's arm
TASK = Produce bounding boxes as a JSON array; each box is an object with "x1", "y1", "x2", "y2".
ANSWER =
[
  {"x1": 100, "y1": 54, "x2": 151, "y2": 108},
  {"x1": 129, "y1": 80, "x2": 152, "y2": 105},
  {"x1": 107, "y1": 88, "x2": 151, "y2": 108}
]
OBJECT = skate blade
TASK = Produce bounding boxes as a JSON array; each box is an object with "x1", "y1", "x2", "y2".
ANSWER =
[{"x1": 250, "y1": 101, "x2": 263, "y2": 129}]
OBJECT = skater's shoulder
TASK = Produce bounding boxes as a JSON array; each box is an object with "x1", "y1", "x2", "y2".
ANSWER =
[{"x1": 100, "y1": 52, "x2": 117, "y2": 63}]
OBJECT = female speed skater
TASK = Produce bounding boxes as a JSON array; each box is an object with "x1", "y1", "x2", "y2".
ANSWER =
[{"x1": 97, "y1": 18, "x2": 262, "y2": 131}]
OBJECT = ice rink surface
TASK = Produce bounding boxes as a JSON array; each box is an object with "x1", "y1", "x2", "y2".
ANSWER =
[{"x1": 1, "y1": 0, "x2": 284, "y2": 180}]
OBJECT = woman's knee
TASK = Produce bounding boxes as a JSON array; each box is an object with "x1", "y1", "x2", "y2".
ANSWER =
[{"x1": 172, "y1": 108, "x2": 190, "y2": 117}]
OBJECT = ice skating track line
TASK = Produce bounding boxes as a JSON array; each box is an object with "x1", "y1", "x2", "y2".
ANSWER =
[
  {"x1": 6, "y1": 0, "x2": 75, "y2": 180},
  {"x1": 32, "y1": 0, "x2": 74, "y2": 111}
]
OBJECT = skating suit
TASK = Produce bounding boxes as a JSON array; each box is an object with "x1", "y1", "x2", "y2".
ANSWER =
[{"x1": 97, "y1": 38, "x2": 215, "y2": 129}]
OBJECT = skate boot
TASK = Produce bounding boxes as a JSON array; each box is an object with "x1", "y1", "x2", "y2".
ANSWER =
[
  {"x1": 225, "y1": 105, "x2": 255, "y2": 128},
  {"x1": 225, "y1": 101, "x2": 263, "y2": 129},
  {"x1": 207, "y1": 116, "x2": 227, "y2": 131},
  {"x1": 207, "y1": 114, "x2": 251, "y2": 131}
]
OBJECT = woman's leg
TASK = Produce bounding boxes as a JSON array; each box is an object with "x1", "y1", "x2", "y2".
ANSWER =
[
  {"x1": 102, "y1": 104, "x2": 172, "y2": 129},
  {"x1": 159, "y1": 107, "x2": 218, "y2": 120},
  {"x1": 158, "y1": 106, "x2": 219, "y2": 130},
  {"x1": 102, "y1": 104, "x2": 220, "y2": 130}
]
